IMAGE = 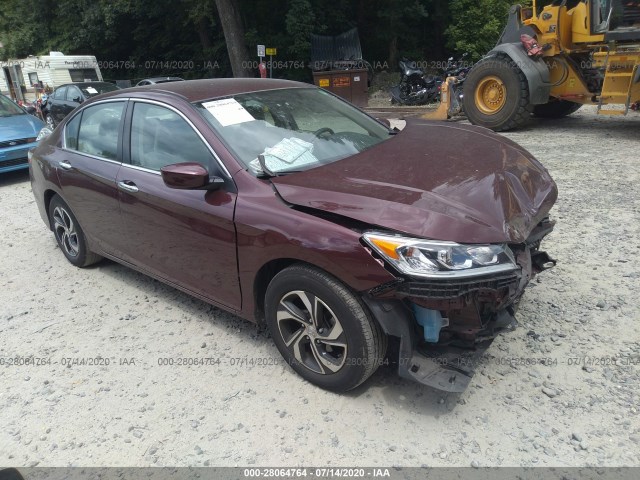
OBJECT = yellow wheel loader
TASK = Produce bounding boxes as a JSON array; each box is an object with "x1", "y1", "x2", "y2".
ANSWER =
[{"x1": 428, "y1": 0, "x2": 640, "y2": 131}]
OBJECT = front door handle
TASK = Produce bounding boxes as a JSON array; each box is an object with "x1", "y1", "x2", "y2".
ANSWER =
[
  {"x1": 59, "y1": 161, "x2": 72, "y2": 170},
  {"x1": 117, "y1": 180, "x2": 139, "y2": 193}
]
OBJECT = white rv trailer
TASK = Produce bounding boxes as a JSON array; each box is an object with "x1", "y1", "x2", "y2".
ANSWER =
[{"x1": 1, "y1": 52, "x2": 104, "y2": 102}]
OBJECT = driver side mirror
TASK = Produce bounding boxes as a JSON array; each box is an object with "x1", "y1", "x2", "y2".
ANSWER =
[{"x1": 161, "y1": 162, "x2": 225, "y2": 190}]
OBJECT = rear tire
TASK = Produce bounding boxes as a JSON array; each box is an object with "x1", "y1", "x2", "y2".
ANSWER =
[
  {"x1": 533, "y1": 99, "x2": 582, "y2": 118},
  {"x1": 265, "y1": 264, "x2": 387, "y2": 392},
  {"x1": 48, "y1": 195, "x2": 102, "y2": 267},
  {"x1": 463, "y1": 55, "x2": 533, "y2": 131}
]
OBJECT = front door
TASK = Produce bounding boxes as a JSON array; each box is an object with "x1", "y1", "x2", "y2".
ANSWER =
[
  {"x1": 49, "y1": 86, "x2": 68, "y2": 124},
  {"x1": 116, "y1": 100, "x2": 240, "y2": 310},
  {"x1": 64, "y1": 85, "x2": 84, "y2": 118}
]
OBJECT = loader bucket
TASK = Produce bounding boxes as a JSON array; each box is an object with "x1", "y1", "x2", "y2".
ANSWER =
[{"x1": 421, "y1": 77, "x2": 457, "y2": 120}]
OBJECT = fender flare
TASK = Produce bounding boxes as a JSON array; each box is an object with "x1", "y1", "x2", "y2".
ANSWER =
[{"x1": 489, "y1": 43, "x2": 551, "y2": 105}]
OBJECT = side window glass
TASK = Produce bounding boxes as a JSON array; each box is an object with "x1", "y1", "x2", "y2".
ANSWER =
[
  {"x1": 66, "y1": 87, "x2": 82, "y2": 102},
  {"x1": 130, "y1": 102, "x2": 214, "y2": 171},
  {"x1": 77, "y1": 102, "x2": 125, "y2": 160},
  {"x1": 65, "y1": 112, "x2": 82, "y2": 150}
]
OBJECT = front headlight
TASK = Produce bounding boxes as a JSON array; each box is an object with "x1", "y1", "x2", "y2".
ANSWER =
[{"x1": 362, "y1": 232, "x2": 517, "y2": 278}]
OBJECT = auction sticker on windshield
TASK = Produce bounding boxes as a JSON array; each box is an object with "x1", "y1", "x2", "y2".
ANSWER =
[{"x1": 202, "y1": 98, "x2": 254, "y2": 127}]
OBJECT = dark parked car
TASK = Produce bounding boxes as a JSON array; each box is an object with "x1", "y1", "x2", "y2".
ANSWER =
[
  {"x1": 30, "y1": 79, "x2": 557, "y2": 392},
  {"x1": 136, "y1": 77, "x2": 185, "y2": 86},
  {"x1": 0, "y1": 93, "x2": 46, "y2": 174},
  {"x1": 44, "y1": 82, "x2": 120, "y2": 129}
]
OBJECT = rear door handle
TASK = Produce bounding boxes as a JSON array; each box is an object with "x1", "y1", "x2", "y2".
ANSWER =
[
  {"x1": 58, "y1": 161, "x2": 72, "y2": 170},
  {"x1": 117, "y1": 180, "x2": 139, "y2": 193}
]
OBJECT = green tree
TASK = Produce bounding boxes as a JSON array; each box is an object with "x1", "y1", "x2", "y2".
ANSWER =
[
  {"x1": 446, "y1": 0, "x2": 513, "y2": 61},
  {"x1": 0, "y1": 0, "x2": 467, "y2": 81},
  {"x1": 376, "y1": 0, "x2": 430, "y2": 67},
  {"x1": 0, "y1": 0, "x2": 53, "y2": 59},
  {"x1": 286, "y1": 0, "x2": 316, "y2": 60}
]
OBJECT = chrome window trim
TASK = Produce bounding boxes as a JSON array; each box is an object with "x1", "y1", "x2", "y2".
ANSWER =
[
  {"x1": 62, "y1": 98, "x2": 129, "y2": 165},
  {"x1": 120, "y1": 162, "x2": 161, "y2": 176},
  {"x1": 72, "y1": 152, "x2": 121, "y2": 166},
  {"x1": 129, "y1": 98, "x2": 231, "y2": 178}
]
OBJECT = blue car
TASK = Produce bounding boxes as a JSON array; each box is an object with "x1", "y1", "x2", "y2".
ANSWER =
[{"x1": 0, "y1": 94, "x2": 46, "y2": 174}]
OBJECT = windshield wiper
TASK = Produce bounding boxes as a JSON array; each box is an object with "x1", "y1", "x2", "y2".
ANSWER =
[{"x1": 258, "y1": 154, "x2": 279, "y2": 177}]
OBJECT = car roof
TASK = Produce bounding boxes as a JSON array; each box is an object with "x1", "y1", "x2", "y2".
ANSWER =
[
  {"x1": 56, "y1": 82, "x2": 117, "y2": 89},
  {"x1": 105, "y1": 78, "x2": 312, "y2": 103},
  {"x1": 141, "y1": 77, "x2": 184, "y2": 83}
]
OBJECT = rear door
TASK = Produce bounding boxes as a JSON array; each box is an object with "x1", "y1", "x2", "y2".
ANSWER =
[
  {"x1": 115, "y1": 100, "x2": 240, "y2": 309},
  {"x1": 55, "y1": 100, "x2": 127, "y2": 256}
]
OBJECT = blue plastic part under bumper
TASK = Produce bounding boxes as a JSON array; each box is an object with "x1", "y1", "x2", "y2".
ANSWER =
[
  {"x1": 0, "y1": 144, "x2": 33, "y2": 173},
  {"x1": 411, "y1": 303, "x2": 449, "y2": 343}
]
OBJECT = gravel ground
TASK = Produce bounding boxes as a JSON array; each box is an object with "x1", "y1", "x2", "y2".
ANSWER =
[{"x1": 0, "y1": 106, "x2": 639, "y2": 468}]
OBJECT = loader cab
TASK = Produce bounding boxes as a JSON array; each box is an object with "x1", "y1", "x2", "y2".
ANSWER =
[
  {"x1": 603, "y1": 0, "x2": 640, "y2": 41},
  {"x1": 532, "y1": 0, "x2": 581, "y2": 16},
  {"x1": 589, "y1": 0, "x2": 640, "y2": 39},
  {"x1": 591, "y1": 0, "x2": 612, "y2": 33},
  {"x1": 565, "y1": 0, "x2": 613, "y2": 43}
]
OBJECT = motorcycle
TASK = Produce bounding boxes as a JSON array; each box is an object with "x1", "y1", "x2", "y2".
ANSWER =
[
  {"x1": 390, "y1": 58, "x2": 441, "y2": 106},
  {"x1": 390, "y1": 54, "x2": 471, "y2": 107}
]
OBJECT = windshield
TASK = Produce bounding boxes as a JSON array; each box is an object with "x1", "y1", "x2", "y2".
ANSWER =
[
  {"x1": 0, "y1": 95, "x2": 26, "y2": 117},
  {"x1": 80, "y1": 83, "x2": 119, "y2": 98},
  {"x1": 195, "y1": 88, "x2": 391, "y2": 175},
  {"x1": 592, "y1": 0, "x2": 612, "y2": 32}
]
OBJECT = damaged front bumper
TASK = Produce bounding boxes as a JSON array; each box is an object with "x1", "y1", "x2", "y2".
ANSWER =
[{"x1": 363, "y1": 219, "x2": 556, "y2": 392}]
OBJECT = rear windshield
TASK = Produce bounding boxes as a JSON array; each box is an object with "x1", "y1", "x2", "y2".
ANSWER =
[{"x1": 195, "y1": 88, "x2": 391, "y2": 175}]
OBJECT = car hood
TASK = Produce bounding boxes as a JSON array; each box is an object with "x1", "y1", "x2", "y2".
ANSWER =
[
  {"x1": 0, "y1": 114, "x2": 45, "y2": 141},
  {"x1": 271, "y1": 120, "x2": 557, "y2": 244}
]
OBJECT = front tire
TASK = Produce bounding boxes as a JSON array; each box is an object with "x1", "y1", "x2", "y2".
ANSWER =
[
  {"x1": 533, "y1": 99, "x2": 582, "y2": 118},
  {"x1": 48, "y1": 195, "x2": 102, "y2": 267},
  {"x1": 265, "y1": 264, "x2": 387, "y2": 392},
  {"x1": 463, "y1": 55, "x2": 533, "y2": 131},
  {"x1": 46, "y1": 114, "x2": 55, "y2": 129}
]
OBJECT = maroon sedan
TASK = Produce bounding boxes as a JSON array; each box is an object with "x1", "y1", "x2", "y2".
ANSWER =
[{"x1": 29, "y1": 79, "x2": 557, "y2": 392}]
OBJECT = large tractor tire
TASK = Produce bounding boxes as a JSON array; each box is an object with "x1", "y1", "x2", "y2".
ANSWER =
[
  {"x1": 533, "y1": 99, "x2": 582, "y2": 118},
  {"x1": 463, "y1": 54, "x2": 533, "y2": 131}
]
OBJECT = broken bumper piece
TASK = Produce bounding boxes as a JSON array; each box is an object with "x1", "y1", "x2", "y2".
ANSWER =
[{"x1": 404, "y1": 339, "x2": 498, "y2": 393}]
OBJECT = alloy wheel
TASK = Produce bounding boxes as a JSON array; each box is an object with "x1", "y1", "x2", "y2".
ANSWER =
[
  {"x1": 276, "y1": 290, "x2": 347, "y2": 374},
  {"x1": 46, "y1": 115, "x2": 54, "y2": 129},
  {"x1": 53, "y1": 206, "x2": 79, "y2": 257}
]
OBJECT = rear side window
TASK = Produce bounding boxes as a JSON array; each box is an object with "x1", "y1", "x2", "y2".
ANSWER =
[
  {"x1": 76, "y1": 102, "x2": 125, "y2": 160},
  {"x1": 69, "y1": 68, "x2": 99, "y2": 82},
  {"x1": 130, "y1": 102, "x2": 214, "y2": 171},
  {"x1": 65, "y1": 113, "x2": 82, "y2": 150}
]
